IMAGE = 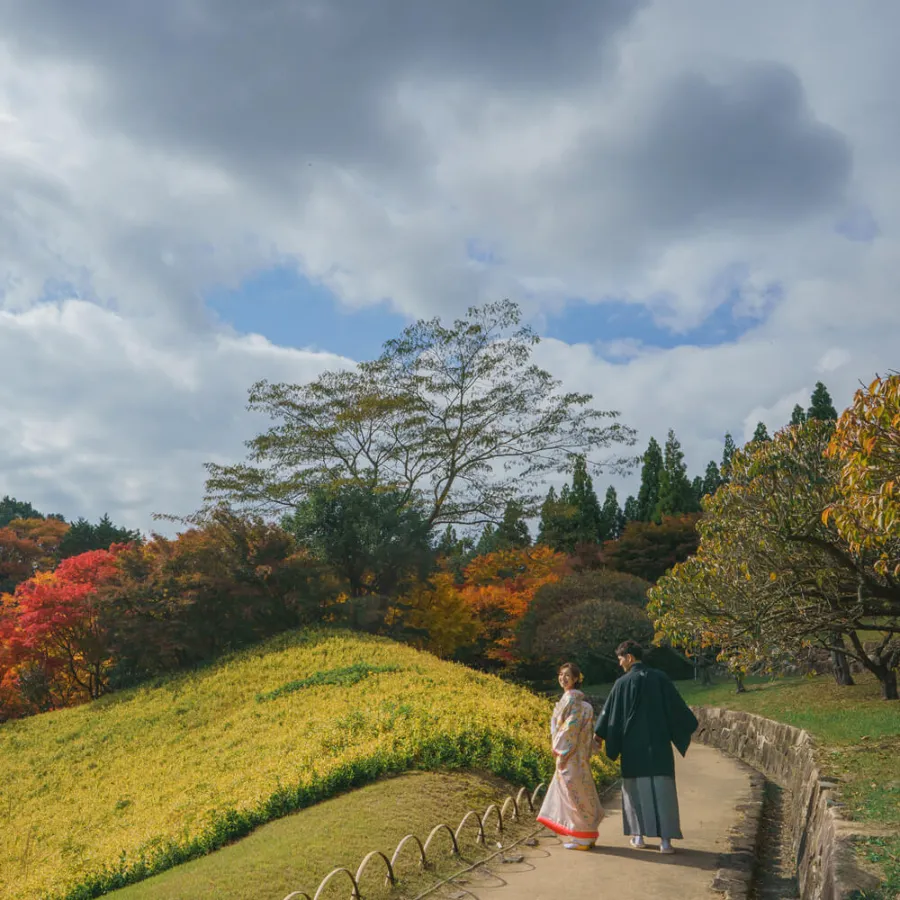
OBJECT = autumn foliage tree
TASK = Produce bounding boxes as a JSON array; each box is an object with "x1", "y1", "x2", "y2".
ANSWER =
[
  {"x1": 649, "y1": 420, "x2": 900, "y2": 699},
  {"x1": 826, "y1": 374, "x2": 900, "y2": 577},
  {"x1": 103, "y1": 509, "x2": 330, "y2": 682},
  {"x1": 456, "y1": 545, "x2": 568, "y2": 667},
  {"x1": 0, "y1": 548, "x2": 123, "y2": 716},
  {"x1": 601, "y1": 514, "x2": 700, "y2": 583},
  {"x1": 394, "y1": 570, "x2": 480, "y2": 659},
  {"x1": 0, "y1": 517, "x2": 69, "y2": 593}
]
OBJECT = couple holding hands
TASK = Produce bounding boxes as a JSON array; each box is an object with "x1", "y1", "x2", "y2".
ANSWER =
[{"x1": 537, "y1": 640, "x2": 699, "y2": 854}]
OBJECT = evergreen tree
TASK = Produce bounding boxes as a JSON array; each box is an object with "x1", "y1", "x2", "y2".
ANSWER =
[
  {"x1": 789, "y1": 404, "x2": 807, "y2": 426},
  {"x1": 691, "y1": 475, "x2": 704, "y2": 506},
  {"x1": 656, "y1": 429, "x2": 697, "y2": 518},
  {"x1": 721, "y1": 433, "x2": 737, "y2": 483},
  {"x1": 474, "y1": 523, "x2": 498, "y2": 557},
  {"x1": 570, "y1": 455, "x2": 602, "y2": 544},
  {"x1": 494, "y1": 499, "x2": 531, "y2": 549},
  {"x1": 751, "y1": 421, "x2": 771, "y2": 443},
  {"x1": 58, "y1": 514, "x2": 142, "y2": 558},
  {"x1": 807, "y1": 381, "x2": 838, "y2": 422},
  {"x1": 701, "y1": 460, "x2": 723, "y2": 498},
  {"x1": 623, "y1": 495, "x2": 639, "y2": 523},
  {"x1": 537, "y1": 486, "x2": 575, "y2": 551},
  {"x1": 636, "y1": 437, "x2": 664, "y2": 522},
  {"x1": 598, "y1": 486, "x2": 625, "y2": 541},
  {"x1": 0, "y1": 496, "x2": 44, "y2": 528}
]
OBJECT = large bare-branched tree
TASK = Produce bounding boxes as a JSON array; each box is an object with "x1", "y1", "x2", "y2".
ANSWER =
[{"x1": 204, "y1": 300, "x2": 636, "y2": 528}]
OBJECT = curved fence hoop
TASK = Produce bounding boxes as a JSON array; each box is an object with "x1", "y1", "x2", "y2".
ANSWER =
[
  {"x1": 390, "y1": 833, "x2": 427, "y2": 872},
  {"x1": 500, "y1": 795, "x2": 519, "y2": 822},
  {"x1": 422, "y1": 822, "x2": 459, "y2": 859},
  {"x1": 481, "y1": 803, "x2": 503, "y2": 835},
  {"x1": 355, "y1": 849, "x2": 395, "y2": 890},
  {"x1": 454, "y1": 809, "x2": 486, "y2": 846},
  {"x1": 285, "y1": 781, "x2": 548, "y2": 899},
  {"x1": 515, "y1": 786, "x2": 532, "y2": 813},
  {"x1": 312, "y1": 867, "x2": 360, "y2": 900}
]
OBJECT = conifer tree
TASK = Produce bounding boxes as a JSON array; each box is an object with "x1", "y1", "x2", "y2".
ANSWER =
[
  {"x1": 656, "y1": 429, "x2": 698, "y2": 518},
  {"x1": 623, "y1": 495, "x2": 639, "y2": 523},
  {"x1": 570, "y1": 455, "x2": 603, "y2": 544},
  {"x1": 599, "y1": 486, "x2": 625, "y2": 541},
  {"x1": 691, "y1": 475, "x2": 704, "y2": 506},
  {"x1": 537, "y1": 486, "x2": 574, "y2": 551},
  {"x1": 807, "y1": 381, "x2": 838, "y2": 422},
  {"x1": 789, "y1": 404, "x2": 807, "y2": 426},
  {"x1": 721, "y1": 432, "x2": 737, "y2": 484},
  {"x1": 751, "y1": 421, "x2": 771, "y2": 443},
  {"x1": 636, "y1": 437, "x2": 664, "y2": 522},
  {"x1": 494, "y1": 499, "x2": 531, "y2": 549},
  {"x1": 701, "y1": 460, "x2": 723, "y2": 498},
  {"x1": 474, "y1": 523, "x2": 498, "y2": 556}
]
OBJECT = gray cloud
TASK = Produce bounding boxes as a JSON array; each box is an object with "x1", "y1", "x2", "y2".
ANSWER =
[
  {"x1": 2, "y1": 0, "x2": 643, "y2": 178},
  {"x1": 619, "y1": 64, "x2": 852, "y2": 229}
]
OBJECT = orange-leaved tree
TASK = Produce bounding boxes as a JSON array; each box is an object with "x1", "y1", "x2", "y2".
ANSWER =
[
  {"x1": 0, "y1": 516, "x2": 69, "y2": 594},
  {"x1": 459, "y1": 545, "x2": 568, "y2": 664}
]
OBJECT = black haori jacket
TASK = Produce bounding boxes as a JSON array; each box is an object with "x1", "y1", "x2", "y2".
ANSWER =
[{"x1": 594, "y1": 663, "x2": 699, "y2": 779}]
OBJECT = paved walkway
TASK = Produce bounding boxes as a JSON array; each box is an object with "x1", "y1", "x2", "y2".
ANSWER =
[{"x1": 433, "y1": 744, "x2": 751, "y2": 900}]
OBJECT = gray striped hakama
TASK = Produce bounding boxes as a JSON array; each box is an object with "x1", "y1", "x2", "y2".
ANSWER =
[{"x1": 621, "y1": 775, "x2": 682, "y2": 839}]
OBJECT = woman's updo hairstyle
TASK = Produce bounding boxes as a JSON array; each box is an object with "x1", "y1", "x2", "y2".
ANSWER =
[{"x1": 559, "y1": 662, "x2": 584, "y2": 686}]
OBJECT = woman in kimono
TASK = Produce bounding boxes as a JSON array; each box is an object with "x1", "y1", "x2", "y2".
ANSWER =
[{"x1": 536, "y1": 662, "x2": 604, "y2": 850}]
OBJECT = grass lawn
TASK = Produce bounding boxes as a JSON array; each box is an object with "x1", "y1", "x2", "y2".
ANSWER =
[
  {"x1": 107, "y1": 770, "x2": 534, "y2": 900},
  {"x1": 586, "y1": 671, "x2": 900, "y2": 898},
  {"x1": 677, "y1": 673, "x2": 900, "y2": 899}
]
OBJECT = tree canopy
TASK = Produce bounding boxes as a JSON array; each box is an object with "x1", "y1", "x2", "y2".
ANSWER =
[
  {"x1": 649, "y1": 419, "x2": 900, "y2": 699},
  {"x1": 204, "y1": 301, "x2": 635, "y2": 528}
]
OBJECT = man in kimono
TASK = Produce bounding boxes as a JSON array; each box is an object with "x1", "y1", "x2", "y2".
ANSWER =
[{"x1": 594, "y1": 639, "x2": 698, "y2": 854}]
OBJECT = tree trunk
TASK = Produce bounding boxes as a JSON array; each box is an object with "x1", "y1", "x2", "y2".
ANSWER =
[
  {"x1": 830, "y1": 634, "x2": 855, "y2": 686},
  {"x1": 880, "y1": 668, "x2": 898, "y2": 701},
  {"x1": 847, "y1": 631, "x2": 899, "y2": 700},
  {"x1": 700, "y1": 664, "x2": 712, "y2": 686},
  {"x1": 734, "y1": 674, "x2": 746, "y2": 693}
]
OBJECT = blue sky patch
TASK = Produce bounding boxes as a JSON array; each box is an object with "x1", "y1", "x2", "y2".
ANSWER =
[
  {"x1": 206, "y1": 265, "x2": 410, "y2": 360},
  {"x1": 545, "y1": 284, "x2": 779, "y2": 356}
]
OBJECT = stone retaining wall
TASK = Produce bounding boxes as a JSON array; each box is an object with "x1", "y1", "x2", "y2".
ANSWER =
[{"x1": 692, "y1": 706, "x2": 881, "y2": 900}]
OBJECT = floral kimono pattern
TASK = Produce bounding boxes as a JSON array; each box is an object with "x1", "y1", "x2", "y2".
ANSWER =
[{"x1": 536, "y1": 689, "x2": 604, "y2": 842}]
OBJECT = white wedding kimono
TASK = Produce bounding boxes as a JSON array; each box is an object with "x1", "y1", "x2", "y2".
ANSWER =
[{"x1": 536, "y1": 689, "x2": 604, "y2": 845}]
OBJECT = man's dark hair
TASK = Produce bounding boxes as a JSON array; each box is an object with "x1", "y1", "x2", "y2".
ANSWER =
[{"x1": 615, "y1": 639, "x2": 644, "y2": 660}]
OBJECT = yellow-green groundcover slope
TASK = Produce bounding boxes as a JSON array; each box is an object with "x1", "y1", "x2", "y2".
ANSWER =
[{"x1": 0, "y1": 628, "x2": 615, "y2": 900}]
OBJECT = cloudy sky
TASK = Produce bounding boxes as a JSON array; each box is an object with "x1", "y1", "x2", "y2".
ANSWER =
[{"x1": 1, "y1": 1, "x2": 896, "y2": 534}]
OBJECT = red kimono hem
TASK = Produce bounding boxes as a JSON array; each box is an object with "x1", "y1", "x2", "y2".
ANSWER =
[{"x1": 536, "y1": 816, "x2": 599, "y2": 839}]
